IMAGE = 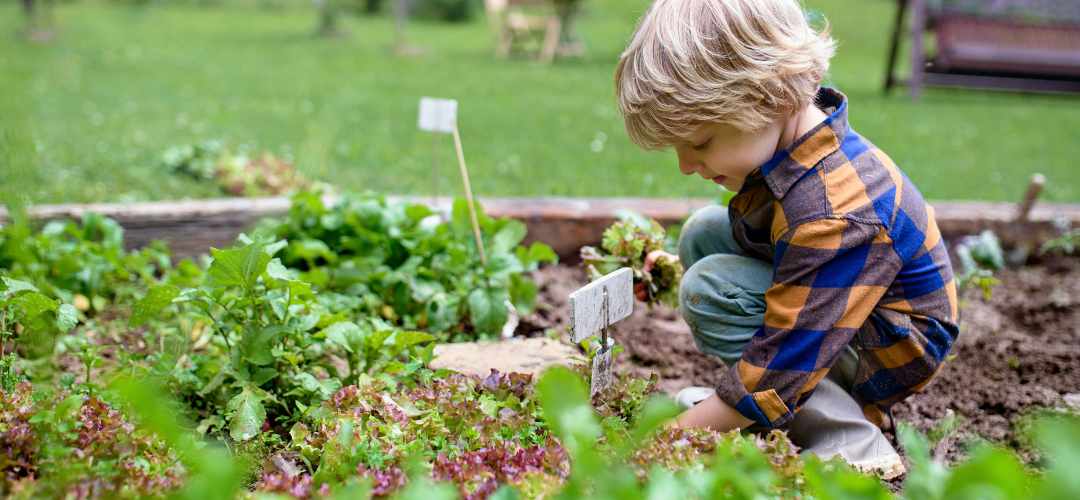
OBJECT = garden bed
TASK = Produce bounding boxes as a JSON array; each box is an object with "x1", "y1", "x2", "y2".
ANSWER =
[
  {"x1": 4, "y1": 196, "x2": 1079, "y2": 260},
  {"x1": 4, "y1": 190, "x2": 1080, "y2": 497},
  {"x1": 520, "y1": 254, "x2": 1080, "y2": 462}
]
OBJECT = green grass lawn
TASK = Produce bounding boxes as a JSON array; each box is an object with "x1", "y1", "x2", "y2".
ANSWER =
[{"x1": 1, "y1": 0, "x2": 1078, "y2": 205}]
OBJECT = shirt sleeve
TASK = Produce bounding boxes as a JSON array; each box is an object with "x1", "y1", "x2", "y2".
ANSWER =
[{"x1": 715, "y1": 217, "x2": 901, "y2": 428}]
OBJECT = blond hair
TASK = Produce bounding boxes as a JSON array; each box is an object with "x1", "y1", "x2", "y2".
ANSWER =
[{"x1": 615, "y1": 0, "x2": 836, "y2": 149}]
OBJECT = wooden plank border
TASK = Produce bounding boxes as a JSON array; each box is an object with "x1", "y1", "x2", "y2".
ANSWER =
[{"x1": 2, "y1": 197, "x2": 1078, "y2": 261}]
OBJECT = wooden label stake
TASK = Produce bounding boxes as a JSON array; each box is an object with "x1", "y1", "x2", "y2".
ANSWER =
[{"x1": 569, "y1": 267, "x2": 633, "y2": 396}]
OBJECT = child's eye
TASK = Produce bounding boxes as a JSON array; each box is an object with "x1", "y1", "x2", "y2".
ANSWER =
[{"x1": 692, "y1": 138, "x2": 711, "y2": 151}]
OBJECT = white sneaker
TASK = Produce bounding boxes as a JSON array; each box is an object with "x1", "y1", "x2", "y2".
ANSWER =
[
  {"x1": 849, "y1": 453, "x2": 907, "y2": 481},
  {"x1": 675, "y1": 386, "x2": 715, "y2": 409}
]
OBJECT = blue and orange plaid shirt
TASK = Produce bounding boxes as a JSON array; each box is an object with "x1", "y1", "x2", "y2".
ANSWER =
[{"x1": 717, "y1": 88, "x2": 960, "y2": 429}]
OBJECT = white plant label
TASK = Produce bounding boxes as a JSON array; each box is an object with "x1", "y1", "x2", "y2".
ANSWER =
[
  {"x1": 568, "y1": 267, "x2": 633, "y2": 344},
  {"x1": 418, "y1": 97, "x2": 458, "y2": 134},
  {"x1": 569, "y1": 268, "x2": 632, "y2": 396}
]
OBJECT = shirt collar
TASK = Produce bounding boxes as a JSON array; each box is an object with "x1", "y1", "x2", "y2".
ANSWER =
[{"x1": 755, "y1": 87, "x2": 850, "y2": 199}]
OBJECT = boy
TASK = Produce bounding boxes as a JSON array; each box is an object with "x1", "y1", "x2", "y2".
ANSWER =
[{"x1": 614, "y1": 0, "x2": 959, "y2": 477}]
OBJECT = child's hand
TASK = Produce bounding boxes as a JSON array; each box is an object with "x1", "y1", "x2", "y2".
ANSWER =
[
  {"x1": 671, "y1": 394, "x2": 753, "y2": 433},
  {"x1": 634, "y1": 250, "x2": 679, "y2": 301}
]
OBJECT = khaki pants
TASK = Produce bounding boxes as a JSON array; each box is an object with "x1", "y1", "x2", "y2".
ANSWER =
[{"x1": 677, "y1": 206, "x2": 903, "y2": 478}]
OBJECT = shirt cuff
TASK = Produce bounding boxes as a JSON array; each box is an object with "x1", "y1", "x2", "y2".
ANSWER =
[{"x1": 716, "y1": 363, "x2": 795, "y2": 429}]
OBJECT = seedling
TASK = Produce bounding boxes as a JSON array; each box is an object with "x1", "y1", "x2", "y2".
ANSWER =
[
  {"x1": 569, "y1": 267, "x2": 633, "y2": 397},
  {"x1": 581, "y1": 217, "x2": 682, "y2": 308}
]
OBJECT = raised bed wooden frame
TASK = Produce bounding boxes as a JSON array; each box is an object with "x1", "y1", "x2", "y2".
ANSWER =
[{"x1": 3, "y1": 197, "x2": 1077, "y2": 262}]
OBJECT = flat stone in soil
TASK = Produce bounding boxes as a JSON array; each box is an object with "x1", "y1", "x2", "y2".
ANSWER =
[{"x1": 430, "y1": 337, "x2": 584, "y2": 377}]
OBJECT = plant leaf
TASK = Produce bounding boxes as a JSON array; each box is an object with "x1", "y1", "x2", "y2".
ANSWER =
[
  {"x1": 242, "y1": 325, "x2": 286, "y2": 366},
  {"x1": 1033, "y1": 416, "x2": 1080, "y2": 498},
  {"x1": 323, "y1": 321, "x2": 364, "y2": 353},
  {"x1": 492, "y1": 220, "x2": 527, "y2": 253},
  {"x1": 55, "y1": 304, "x2": 79, "y2": 332},
  {"x1": 944, "y1": 445, "x2": 1031, "y2": 499},
  {"x1": 509, "y1": 274, "x2": 538, "y2": 314},
  {"x1": 468, "y1": 287, "x2": 509, "y2": 335},
  {"x1": 288, "y1": 239, "x2": 337, "y2": 264},
  {"x1": 294, "y1": 372, "x2": 341, "y2": 400},
  {"x1": 1, "y1": 277, "x2": 38, "y2": 297},
  {"x1": 390, "y1": 330, "x2": 436, "y2": 350},
  {"x1": 899, "y1": 423, "x2": 949, "y2": 499},
  {"x1": 524, "y1": 242, "x2": 558, "y2": 267},
  {"x1": 537, "y1": 366, "x2": 601, "y2": 444},
  {"x1": 264, "y1": 259, "x2": 293, "y2": 281},
  {"x1": 227, "y1": 387, "x2": 266, "y2": 442},
  {"x1": 130, "y1": 284, "x2": 180, "y2": 327},
  {"x1": 624, "y1": 396, "x2": 681, "y2": 455},
  {"x1": 11, "y1": 291, "x2": 58, "y2": 319},
  {"x1": 208, "y1": 243, "x2": 271, "y2": 291}
]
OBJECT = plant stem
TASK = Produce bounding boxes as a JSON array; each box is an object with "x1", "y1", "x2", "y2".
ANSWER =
[
  {"x1": 283, "y1": 287, "x2": 292, "y2": 325},
  {"x1": 203, "y1": 307, "x2": 233, "y2": 352},
  {"x1": 84, "y1": 350, "x2": 94, "y2": 397},
  {"x1": 220, "y1": 297, "x2": 246, "y2": 326},
  {"x1": 220, "y1": 327, "x2": 233, "y2": 352},
  {"x1": 1, "y1": 310, "x2": 7, "y2": 356}
]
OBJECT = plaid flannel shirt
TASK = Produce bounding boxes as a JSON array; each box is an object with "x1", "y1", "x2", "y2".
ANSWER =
[{"x1": 718, "y1": 88, "x2": 960, "y2": 429}]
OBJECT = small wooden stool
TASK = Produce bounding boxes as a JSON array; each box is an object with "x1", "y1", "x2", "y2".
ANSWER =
[{"x1": 485, "y1": 0, "x2": 562, "y2": 63}]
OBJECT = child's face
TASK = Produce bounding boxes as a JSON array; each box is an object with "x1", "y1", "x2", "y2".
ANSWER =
[{"x1": 673, "y1": 119, "x2": 785, "y2": 192}]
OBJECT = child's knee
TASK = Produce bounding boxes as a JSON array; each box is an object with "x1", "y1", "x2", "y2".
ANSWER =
[
  {"x1": 677, "y1": 205, "x2": 734, "y2": 266},
  {"x1": 677, "y1": 256, "x2": 712, "y2": 310},
  {"x1": 678, "y1": 254, "x2": 768, "y2": 363},
  {"x1": 679, "y1": 253, "x2": 772, "y2": 304}
]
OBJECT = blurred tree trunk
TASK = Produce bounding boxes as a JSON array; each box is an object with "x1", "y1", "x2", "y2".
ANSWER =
[
  {"x1": 314, "y1": 0, "x2": 341, "y2": 37},
  {"x1": 393, "y1": 0, "x2": 405, "y2": 48},
  {"x1": 21, "y1": 0, "x2": 56, "y2": 42},
  {"x1": 392, "y1": 0, "x2": 423, "y2": 55},
  {"x1": 552, "y1": 0, "x2": 584, "y2": 57}
]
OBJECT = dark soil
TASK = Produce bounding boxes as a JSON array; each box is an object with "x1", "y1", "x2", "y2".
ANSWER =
[
  {"x1": 522, "y1": 255, "x2": 1080, "y2": 462},
  {"x1": 891, "y1": 254, "x2": 1080, "y2": 461}
]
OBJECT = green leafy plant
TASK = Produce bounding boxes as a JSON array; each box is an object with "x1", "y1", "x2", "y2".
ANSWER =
[
  {"x1": 1040, "y1": 229, "x2": 1079, "y2": 256},
  {"x1": 955, "y1": 230, "x2": 1004, "y2": 300},
  {"x1": 1, "y1": 276, "x2": 78, "y2": 362},
  {"x1": 260, "y1": 191, "x2": 557, "y2": 341},
  {"x1": 110, "y1": 374, "x2": 245, "y2": 500},
  {"x1": 9, "y1": 196, "x2": 1080, "y2": 499},
  {"x1": 0, "y1": 214, "x2": 171, "y2": 313},
  {"x1": 535, "y1": 366, "x2": 808, "y2": 500},
  {"x1": 898, "y1": 421, "x2": 1035, "y2": 500},
  {"x1": 162, "y1": 237, "x2": 436, "y2": 442},
  {"x1": 162, "y1": 140, "x2": 311, "y2": 197},
  {"x1": 581, "y1": 216, "x2": 682, "y2": 307},
  {"x1": 535, "y1": 367, "x2": 1080, "y2": 500},
  {"x1": 0, "y1": 382, "x2": 186, "y2": 498}
]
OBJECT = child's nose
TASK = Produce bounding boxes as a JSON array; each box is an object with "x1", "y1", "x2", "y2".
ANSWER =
[{"x1": 675, "y1": 148, "x2": 699, "y2": 176}]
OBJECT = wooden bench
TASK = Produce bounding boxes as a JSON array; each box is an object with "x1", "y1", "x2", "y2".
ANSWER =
[{"x1": 884, "y1": 0, "x2": 1080, "y2": 97}]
